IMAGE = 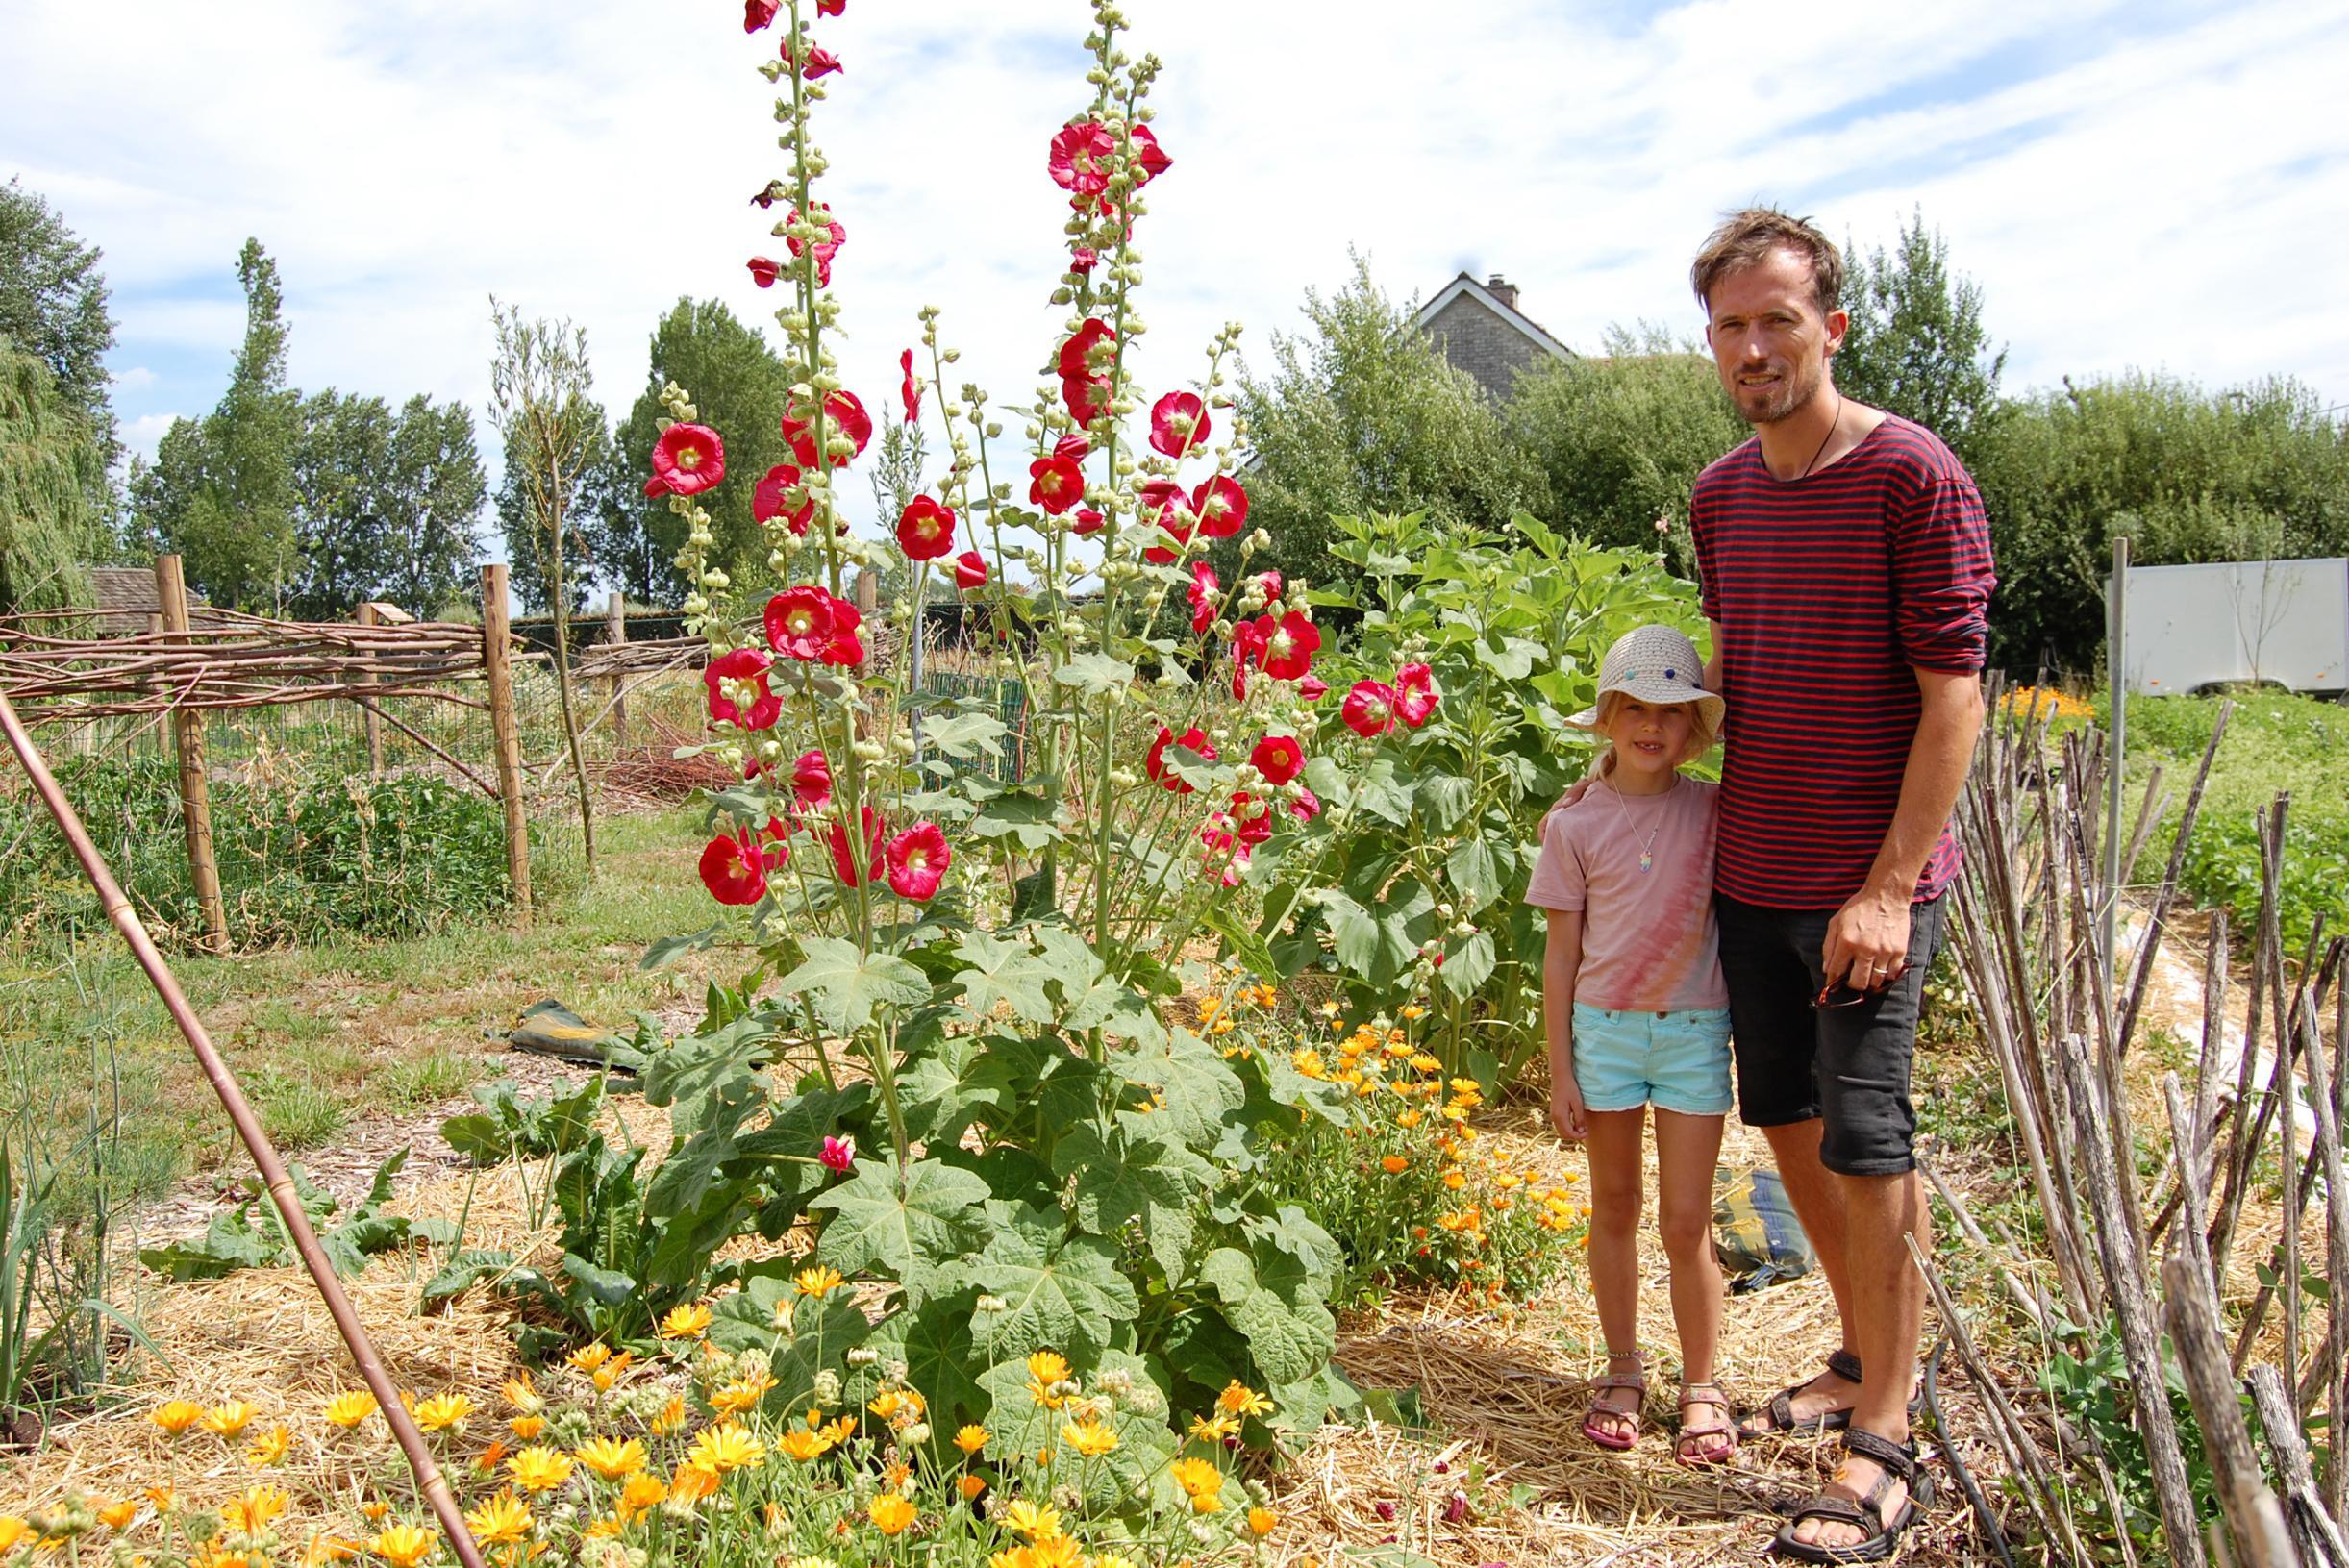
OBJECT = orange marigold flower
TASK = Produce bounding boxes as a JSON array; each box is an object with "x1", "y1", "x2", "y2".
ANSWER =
[
  {"x1": 367, "y1": 1523, "x2": 437, "y2": 1567},
  {"x1": 1381, "y1": 1155, "x2": 1410, "y2": 1175},
  {"x1": 659, "y1": 1302, "x2": 713, "y2": 1339},
  {"x1": 246, "y1": 1426, "x2": 292, "y2": 1467},
  {"x1": 566, "y1": 1343, "x2": 612, "y2": 1373},
  {"x1": 473, "y1": 1440, "x2": 509, "y2": 1474},
  {"x1": 324, "y1": 1391, "x2": 379, "y2": 1430},
  {"x1": 953, "y1": 1423, "x2": 988, "y2": 1454},
  {"x1": 508, "y1": 1415, "x2": 545, "y2": 1440},
  {"x1": 958, "y1": 1474, "x2": 987, "y2": 1500},
  {"x1": 617, "y1": 1472, "x2": 668, "y2": 1519},
  {"x1": 651, "y1": 1396, "x2": 687, "y2": 1436},
  {"x1": 1216, "y1": 1380, "x2": 1274, "y2": 1417},
  {"x1": 1248, "y1": 1506, "x2": 1279, "y2": 1536},
  {"x1": 96, "y1": 1498, "x2": 138, "y2": 1530},
  {"x1": 869, "y1": 1494, "x2": 916, "y2": 1535},
  {"x1": 712, "y1": 1369, "x2": 778, "y2": 1417},
  {"x1": 669, "y1": 1461, "x2": 721, "y2": 1506},
  {"x1": 203, "y1": 1400, "x2": 259, "y2": 1438}
]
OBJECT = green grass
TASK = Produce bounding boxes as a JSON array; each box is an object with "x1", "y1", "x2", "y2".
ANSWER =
[{"x1": 0, "y1": 809, "x2": 712, "y2": 1217}]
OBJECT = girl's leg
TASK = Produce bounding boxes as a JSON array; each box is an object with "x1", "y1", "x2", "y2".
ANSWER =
[
  {"x1": 1653, "y1": 1108, "x2": 1732, "y2": 1460},
  {"x1": 1584, "y1": 1106, "x2": 1649, "y2": 1442}
]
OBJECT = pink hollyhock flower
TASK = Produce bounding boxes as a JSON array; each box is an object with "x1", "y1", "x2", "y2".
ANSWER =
[
  {"x1": 1069, "y1": 246, "x2": 1099, "y2": 274},
  {"x1": 953, "y1": 551, "x2": 988, "y2": 591},
  {"x1": 647, "y1": 423, "x2": 725, "y2": 498},
  {"x1": 1342, "y1": 680, "x2": 1398, "y2": 737},
  {"x1": 1053, "y1": 432, "x2": 1091, "y2": 463},
  {"x1": 1289, "y1": 785, "x2": 1322, "y2": 823},
  {"x1": 1129, "y1": 123, "x2": 1173, "y2": 186},
  {"x1": 1395, "y1": 662, "x2": 1438, "y2": 727},
  {"x1": 1028, "y1": 455, "x2": 1085, "y2": 515},
  {"x1": 753, "y1": 463, "x2": 814, "y2": 535},
  {"x1": 792, "y1": 749, "x2": 833, "y2": 812},
  {"x1": 1188, "y1": 562, "x2": 1220, "y2": 635},
  {"x1": 764, "y1": 585, "x2": 843, "y2": 661},
  {"x1": 1145, "y1": 726, "x2": 1216, "y2": 794},
  {"x1": 747, "y1": 256, "x2": 783, "y2": 288},
  {"x1": 1048, "y1": 121, "x2": 1115, "y2": 199},
  {"x1": 744, "y1": 0, "x2": 780, "y2": 31},
  {"x1": 1250, "y1": 733, "x2": 1304, "y2": 786},
  {"x1": 900, "y1": 349, "x2": 919, "y2": 424},
  {"x1": 784, "y1": 206, "x2": 846, "y2": 287},
  {"x1": 699, "y1": 832, "x2": 767, "y2": 907},
  {"x1": 1298, "y1": 675, "x2": 1329, "y2": 702},
  {"x1": 819, "y1": 1135, "x2": 855, "y2": 1172},
  {"x1": 896, "y1": 495, "x2": 958, "y2": 560},
  {"x1": 1072, "y1": 507, "x2": 1105, "y2": 535},
  {"x1": 1149, "y1": 391, "x2": 1211, "y2": 459},
  {"x1": 886, "y1": 822, "x2": 952, "y2": 902},
  {"x1": 1193, "y1": 474, "x2": 1248, "y2": 538},
  {"x1": 704, "y1": 647, "x2": 781, "y2": 731},
  {"x1": 783, "y1": 38, "x2": 843, "y2": 78},
  {"x1": 1255, "y1": 569, "x2": 1285, "y2": 602},
  {"x1": 781, "y1": 389, "x2": 871, "y2": 469},
  {"x1": 827, "y1": 805, "x2": 886, "y2": 887},
  {"x1": 1057, "y1": 319, "x2": 1116, "y2": 383},
  {"x1": 1253, "y1": 610, "x2": 1320, "y2": 682}
]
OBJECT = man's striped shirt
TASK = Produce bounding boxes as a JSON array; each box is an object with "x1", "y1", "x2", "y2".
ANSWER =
[{"x1": 1688, "y1": 413, "x2": 1996, "y2": 910}]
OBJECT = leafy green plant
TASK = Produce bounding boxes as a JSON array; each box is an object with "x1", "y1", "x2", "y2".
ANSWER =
[
  {"x1": 440, "y1": 1075, "x2": 608, "y2": 1165},
  {"x1": 137, "y1": 1150, "x2": 452, "y2": 1282},
  {"x1": 2039, "y1": 1316, "x2": 2235, "y2": 1562}
]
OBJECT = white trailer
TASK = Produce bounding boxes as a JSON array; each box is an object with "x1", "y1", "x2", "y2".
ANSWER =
[{"x1": 2110, "y1": 557, "x2": 2349, "y2": 697}]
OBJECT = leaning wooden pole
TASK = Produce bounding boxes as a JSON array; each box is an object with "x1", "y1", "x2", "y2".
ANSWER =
[
  {"x1": 155, "y1": 555, "x2": 229, "y2": 954},
  {"x1": 479, "y1": 563, "x2": 532, "y2": 921},
  {"x1": 0, "y1": 686, "x2": 487, "y2": 1568}
]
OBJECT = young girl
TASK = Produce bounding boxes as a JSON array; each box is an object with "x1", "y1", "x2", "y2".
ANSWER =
[{"x1": 1523, "y1": 623, "x2": 1735, "y2": 1466}]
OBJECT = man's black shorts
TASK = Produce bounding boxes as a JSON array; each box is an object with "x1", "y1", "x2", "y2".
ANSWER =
[{"x1": 1714, "y1": 892, "x2": 1948, "y2": 1177}]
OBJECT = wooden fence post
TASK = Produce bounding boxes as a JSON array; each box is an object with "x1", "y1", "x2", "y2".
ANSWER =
[
  {"x1": 356, "y1": 602, "x2": 384, "y2": 776},
  {"x1": 480, "y1": 564, "x2": 532, "y2": 921},
  {"x1": 605, "y1": 591, "x2": 627, "y2": 752},
  {"x1": 155, "y1": 555, "x2": 229, "y2": 954}
]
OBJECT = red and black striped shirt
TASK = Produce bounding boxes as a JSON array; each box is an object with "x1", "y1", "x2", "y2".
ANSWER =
[{"x1": 1688, "y1": 413, "x2": 1996, "y2": 910}]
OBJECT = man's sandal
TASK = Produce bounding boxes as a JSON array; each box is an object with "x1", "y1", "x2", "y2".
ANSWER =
[
  {"x1": 1742, "y1": 1349, "x2": 1917, "y2": 1436},
  {"x1": 1772, "y1": 1427, "x2": 1936, "y2": 1564},
  {"x1": 1675, "y1": 1380, "x2": 1739, "y2": 1467},
  {"x1": 1581, "y1": 1350, "x2": 1648, "y2": 1452}
]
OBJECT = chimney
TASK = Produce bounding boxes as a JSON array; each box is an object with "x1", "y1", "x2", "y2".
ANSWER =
[{"x1": 1486, "y1": 273, "x2": 1519, "y2": 311}]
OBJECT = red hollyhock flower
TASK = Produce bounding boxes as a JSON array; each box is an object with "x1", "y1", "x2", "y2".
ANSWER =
[
  {"x1": 1047, "y1": 121, "x2": 1115, "y2": 199},
  {"x1": 827, "y1": 806, "x2": 886, "y2": 887},
  {"x1": 1298, "y1": 675, "x2": 1329, "y2": 702},
  {"x1": 753, "y1": 464, "x2": 814, "y2": 535},
  {"x1": 783, "y1": 207, "x2": 846, "y2": 287},
  {"x1": 704, "y1": 647, "x2": 781, "y2": 731},
  {"x1": 1149, "y1": 391, "x2": 1210, "y2": 459},
  {"x1": 819, "y1": 1134, "x2": 854, "y2": 1172},
  {"x1": 750, "y1": 180, "x2": 787, "y2": 210},
  {"x1": 1289, "y1": 785, "x2": 1322, "y2": 823},
  {"x1": 764, "y1": 585, "x2": 842, "y2": 661},
  {"x1": 1252, "y1": 610, "x2": 1320, "y2": 681},
  {"x1": 1072, "y1": 507, "x2": 1105, "y2": 535},
  {"x1": 1137, "y1": 478, "x2": 1191, "y2": 564},
  {"x1": 823, "y1": 599, "x2": 864, "y2": 666},
  {"x1": 1342, "y1": 680, "x2": 1398, "y2": 737},
  {"x1": 817, "y1": 0, "x2": 844, "y2": 12},
  {"x1": 1250, "y1": 733, "x2": 1304, "y2": 786},
  {"x1": 953, "y1": 551, "x2": 988, "y2": 591},
  {"x1": 1255, "y1": 569, "x2": 1285, "y2": 601},
  {"x1": 896, "y1": 495, "x2": 957, "y2": 560},
  {"x1": 1230, "y1": 618, "x2": 1267, "y2": 702},
  {"x1": 899, "y1": 349, "x2": 919, "y2": 424},
  {"x1": 781, "y1": 389, "x2": 871, "y2": 469},
  {"x1": 1188, "y1": 562, "x2": 1220, "y2": 635},
  {"x1": 782, "y1": 38, "x2": 843, "y2": 77},
  {"x1": 1028, "y1": 455, "x2": 1084, "y2": 515},
  {"x1": 1062, "y1": 376, "x2": 1108, "y2": 428},
  {"x1": 1130, "y1": 123, "x2": 1173, "y2": 186},
  {"x1": 1069, "y1": 247, "x2": 1099, "y2": 275},
  {"x1": 1193, "y1": 474, "x2": 1247, "y2": 538},
  {"x1": 885, "y1": 822, "x2": 952, "y2": 902},
  {"x1": 1395, "y1": 662, "x2": 1439, "y2": 728},
  {"x1": 1145, "y1": 726, "x2": 1217, "y2": 793},
  {"x1": 1053, "y1": 432, "x2": 1090, "y2": 463},
  {"x1": 744, "y1": 0, "x2": 780, "y2": 32},
  {"x1": 1231, "y1": 792, "x2": 1273, "y2": 846},
  {"x1": 699, "y1": 831, "x2": 768, "y2": 906},
  {"x1": 647, "y1": 423, "x2": 725, "y2": 498},
  {"x1": 747, "y1": 256, "x2": 783, "y2": 288},
  {"x1": 792, "y1": 749, "x2": 833, "y2": 812},
  {"x1": 1057, "y1": 319, "x2": 1116, "y2": 383}
]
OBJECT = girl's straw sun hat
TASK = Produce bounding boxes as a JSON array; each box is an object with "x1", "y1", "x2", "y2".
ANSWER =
[{"x1": 1567, "y1": 624, "x2": 1725, "y2": 734}]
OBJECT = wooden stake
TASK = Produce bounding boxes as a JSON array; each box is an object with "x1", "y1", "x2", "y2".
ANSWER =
[
  {"x1": 2246, "y1": 1367, "x2": 2349, "y2": 1568},
  {"x1": 155, "y1": 555, "x2": 228, "y2": 954},
  {"x1": 605, "y1": 590, "x2": 628, "y2": 751},
  {"x1": 2161, "y1": 1250, "x2": 2302, "y2": 1568},
  {"x1": 356, "y1": 601, "x2": 385, "y2": 776},
  {"x1": 479, "y1": 564, "x2": 531, "y2": 921}
]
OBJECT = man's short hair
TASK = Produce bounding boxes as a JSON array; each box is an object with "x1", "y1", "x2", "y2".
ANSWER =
[{"x1": 1691, "y1": 208, "x2": 1844, "y2": 320}]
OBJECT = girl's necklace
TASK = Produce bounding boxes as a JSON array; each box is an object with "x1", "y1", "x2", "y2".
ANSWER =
[{"x1": 1612, "y1": 779, "x2": 1672, "y2": 874}]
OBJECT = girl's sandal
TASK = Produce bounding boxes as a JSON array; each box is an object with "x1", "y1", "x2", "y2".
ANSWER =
[
  {"x1": 1582, "y1": 1350, "x2": 1648, "y2": 1452},
  {"x1": 1675, "y1": 1381, "x2": 1739, "y2": 1467}
]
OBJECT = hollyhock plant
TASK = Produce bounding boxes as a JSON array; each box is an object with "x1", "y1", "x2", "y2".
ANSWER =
[
  {"x1": 1343, "y1": 680, "x2": 1399, "y2": 738},
  {"x1": 1028, "y1": 455, "x2": 1084, "y2": 515},
  {"x1": 646, "y1": 423, "x2": 725, "y2": 498},
  {"x1": 885, "y1": 822, "x2": 952, "y2": 902},
  {"x1": 781, "y1": 389, "x2": 871, "y2": 469},
  {"x1": 1145, "y1": 727, "x2": 1216, "y2": 793},
  {"x1": 704, "y1": 647, "x2": 781, "y2": 731},
  {"x1": 699, "y1": 832, "x2": 768, "y2": 907},
  {"x1": 953, "y1": 551, "x2": 988, "y2": 591},
  {"x1": 1395, "y1": 662, "x2": 1439, "y2": 727},
  {"x1": 1250, "y1": 734, "x2": 1304, "y2": 787},
  {"x1": 896, "y1": 495, "x2": 958, "y2": 560},
  {"x1": 1149, "y1": 391, "x2": 1210, "y2": 458},
  {"x1": 1253, "y1": 611, "x2": 1320, "y2": 682},
  {"x1": 753, "y1": 464, "x2": 814, "y2": 535},
  {"x1": 1193, "y1": 474, "x2": 1247, "y2": 538},
  {"x1": 765, "y1": 585, "x2": 848, "y2": 662}
]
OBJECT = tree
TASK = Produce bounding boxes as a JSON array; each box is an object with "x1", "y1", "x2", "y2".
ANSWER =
[
  {"x1": 288, "y1": 390, "x2": 487, "y2": 619},
  {"x1": 1232, "y1": 255, "x2": 1546, "y2": 589},
  {"x1": 1509, "y1": 324, "x2": 1747, "y2": 554},
  {"x1": 0, "y1": 336, "x2": 105, "y2": 614},
  {"x1": 1833, "y1": 210, "x2": 2008, "y2": 466},
  {"x1": 498, "y1": 405, "x2": 623, "y2": 613},
  {"x1": 0, "y1": 178, "x2": 118, "y2": 474},
  {"x1": 488, "y1": 302, "x2": 603, "y2": 876},
  {"x1": 607, "y1": 298, "x2": 795, "y2": 605}
]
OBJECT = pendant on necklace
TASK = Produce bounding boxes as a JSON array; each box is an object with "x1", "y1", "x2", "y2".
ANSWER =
[{"x1": 1638, "y1": 850, "x2": 1654, "y2": 874}]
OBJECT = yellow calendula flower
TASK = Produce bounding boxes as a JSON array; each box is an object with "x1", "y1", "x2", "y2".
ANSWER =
[
  {"x1": 582, "y1": 1513, "x2": 625, "y2": 1541},
  {"x1": 222, "y1": 1484, "x2": 290, "y2": 1533},
  {"x1": 304, "y1": 1532, "x2": 362, "y2": 1563},
  {"x1": 778, "y1": 1428, "x2": 830, "y2": 1462},
  {"x1": 505, "y1": 1446, "x2": 575, "y2": 1494},
  {"x1": 412, "y1": 1392, "x2": 472, "y2": 1432},
  {"x1": 1381, "y1": 1154, "x2": 1410, "y2": 1175},
  {"x1": 0, "y1": 1520, "x2": 30, "y2": 1554},
  {"x1": 508, "y1": 1415, "x2": 545, "y2": 1440},
  {"x1": 246, "y1": 1426, "x2": 292, "y2": 1467},
  {"x1": 203, "y1": 1400, "x2": 259, "y2": 1437},
  {"x1": 1001, "y1": 1500, "x2": 1062, "y2": 1540},
  {"x1": 794, "y1": 1265, "x2": 845, "y2": 1299},
  {"x1": 668, "y1": 1462, "x2": 721, "y2": 1506},
  {"x1": 687, "y1": 1421, "x2": 765, "y2": 1474},
  {"x1": 1026, "y1": 1350, "x2": 1069, "y2": 1384},
  {"x1": 1290, "y1": 1048, "x2": 1328, "y2": 1080},
  {"x1": 954, "y1": 1423, "x2": 989, "y2": 1454},
  {"x1": 591, "y1": 1353, "x2": 634, "y2": 1393},
  {"x1": 464, "y1": 1492, "x2": 533, "y2": 1547},
  {"x1": 566, "y1": 1343, "x2": 612, "y2": 1373},
  {"x1": 145, "y1": 1485, "x2": 176, "y2": 1512},
  {"x1": 1247, "y1": 1506, "x2": 1279, "y2": 1537},
  {"x1": 1169, "y1": 1456, "x2": 1225, "y2": 1501},
  {"x1": 868, "y1": 1494, "x2": 916, "y2": 1536},
  {"x1": 324, "y1": 1391, "x2": 379, "y2": 1430},
  {"x1": 658, "y1": 1302, "x2": 712, "y2": 1339},
  {"x1": 712, "y1": 1369, "x2": 778, "y2": 1417},
  {"x1": 1188, "y1": 1411, "x2": 1238, "y2": 1443},
  {"x1": 500, "y1": 1375, "x2": 542, "y2": 1414},
  {"x1": 366, "y1": 1523, "x2": 437, "y2": 1567},
  {"x1": 96, "y1": 1498, "x2": 138, "y2": 1530},
  {"x1": 1218, "y1": 1380, "x2": 1274, "y2": 1417},
  {"x1": 650, "y1": 1396, "x2": 687, "y2": 1436},
  {"x1": 1062, "y1": 1417, "x2": 1119, "y2": 1456},
  {"x1": 1023, "y1": 1536, "x2": 1085, "y2": 1568},
  {"x1": 618, "y1": 1472, "x2": 668, "y2": 1520},
  {"x1": 574, "y1": 1435, "x2": 647, "y2": 1480}
]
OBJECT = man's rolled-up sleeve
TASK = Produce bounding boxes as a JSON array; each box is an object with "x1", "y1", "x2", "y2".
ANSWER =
[{"x1": 1894, "y1": 477, "x2": 1997, "y2": 673}]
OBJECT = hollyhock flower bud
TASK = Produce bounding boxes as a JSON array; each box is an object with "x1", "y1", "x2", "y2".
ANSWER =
[
  {"x1": 1149, "y1": 392, "x2": 1210, "y2": 459},
  {"x1": 791, "y1": 750, "x2": 833, "y2": 814},
  {"x1": 744, "y1": 0, "x2": 780, "y2": 31},
  {"x1": 826, "y1": 806, "x2": 887, "y2": 887},
  {"x1": 1187, "y1": 562, "x2": 1219, "y2": 635},
  {"x1": 886, "y1": 822, "x2": 952, "y2": 902},
  {"x1": 780, "y1": 206, "x2": 847, "y2": 287},
  {"x1": 899, "y1": 349, "x2": 920, "y2": 424},
  {"x1": 1298, "y1": 675, "x2": 1329, "y2": 702},
  {"x1": 1053, "y1": 433, "x2": 1091, "y2": 463},
  {"x1": 819, "y1": 1135, "x2": 855, "y2": 1172},
  {"x1": 647, "y1": 424, "x2": 725, "y2": 498},
  {"x1": 895, "y1": 495, "x2": 958, "y2": 560},
  {"x1": 1289, "y1": 785, "x2": 1322, "y2": 823},
  {"x1": 699, "y1": 831, "x2": 768, "y2": 907},
  {"x1": 954, "y1": 551, "x2": 989, "y2": 591}
]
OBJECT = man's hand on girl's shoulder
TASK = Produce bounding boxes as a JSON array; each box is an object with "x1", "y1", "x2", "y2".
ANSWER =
[{"x1": 1550, "y1": 776, "x2": 1596, "y2": 823}]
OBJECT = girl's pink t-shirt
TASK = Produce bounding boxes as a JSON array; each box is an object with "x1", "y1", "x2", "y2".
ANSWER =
[{"x1": 1522, "y1": 774, "x2": 1728, "y2": 1013}]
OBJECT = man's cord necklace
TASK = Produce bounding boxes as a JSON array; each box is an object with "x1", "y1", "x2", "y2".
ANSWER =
[{"x1": 1798, "y1": 392, "x2": 1845, "y2": 480}]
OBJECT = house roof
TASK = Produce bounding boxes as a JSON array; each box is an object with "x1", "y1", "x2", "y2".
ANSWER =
[
  {"x1": 1412, "y1": 272, "x2": 1576, "y2": 363},
  {"x1": 87, "y1": 565, "x2": 234, "y2": 636}
]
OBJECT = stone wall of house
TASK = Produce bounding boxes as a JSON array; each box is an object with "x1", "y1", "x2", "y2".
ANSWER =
[{"x1": 1423, "y1": 293, "x2": 1551, "y2": 402}]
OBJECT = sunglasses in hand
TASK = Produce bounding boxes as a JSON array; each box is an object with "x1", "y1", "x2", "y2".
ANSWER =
[{"x1": 1812, "y1": 959, "x2": 1910, "y2": 1011}]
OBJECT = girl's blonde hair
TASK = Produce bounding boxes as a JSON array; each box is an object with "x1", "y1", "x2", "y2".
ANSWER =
[{"x1": 1587, "y1": 688, "x2": 1719, "y2": 780}]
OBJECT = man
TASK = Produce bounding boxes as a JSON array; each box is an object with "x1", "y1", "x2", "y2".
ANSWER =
[{"x1": 1687, "y1": 208, "x2": 1993, "y2": 1561}]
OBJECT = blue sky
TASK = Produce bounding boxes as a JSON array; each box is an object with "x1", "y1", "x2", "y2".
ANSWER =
[{"x1": 8, "y1": 0, "x2": 2349, "y2": 535}]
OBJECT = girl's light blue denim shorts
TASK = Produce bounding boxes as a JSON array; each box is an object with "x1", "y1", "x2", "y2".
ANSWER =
[{"x1": 1569, "y1": 1003, "x2": 1734, "y2": 1116}]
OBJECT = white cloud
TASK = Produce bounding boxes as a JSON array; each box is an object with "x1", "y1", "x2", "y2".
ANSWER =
[
  {"x1": 112, "y1": 365, "x2": 156, "y2": 394},
  {"x1": 122, "y1": 411, "x2": 186, "y2": 463},
  {"x1": 10, "y1": 0, "x2": 2348, "y2": 536}
]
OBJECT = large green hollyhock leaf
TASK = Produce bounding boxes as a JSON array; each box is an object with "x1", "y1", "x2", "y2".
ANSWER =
[
  {"x1": 777, "y1": 937, "x2": 932, "y2": 1034},
  {"x1": 960, "y1": 1203, "x2": 1138, "y2": 1363},
  {"x1": 808, "y1": 1157, "x2": 990, "y2": 1308}
]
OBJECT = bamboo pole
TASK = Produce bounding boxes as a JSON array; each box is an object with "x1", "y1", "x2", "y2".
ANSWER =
[
  {"x1": 0, "y1": 687, "x2": 487, "y2": 1568},
  {"x1": 357, "y1": 601, "x2": 385, "y2": 776},
  {"x1": 155, "y1": 555, "x2": 229, "y2": 954},
  {"x1": 480, "y1": 564, "x2": 532, "y2": 921}
]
